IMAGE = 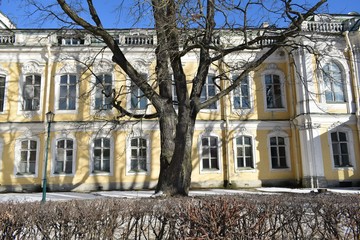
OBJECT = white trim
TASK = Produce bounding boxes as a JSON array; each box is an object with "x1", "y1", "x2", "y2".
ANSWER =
[
  {"x1": 200, "y1": 72, "x2": 220, "y2": 112},
  {"x1": 261, "y1": 66, "x2": 287, "y2": 112},
  {"x1": 198, "y1": 132, "x2": 222, "y2": 174},
  {"x1": 328, "y1": 126, "x2": 356, "y2": 170},
  {"x1": 14, "y1": 136, "x2": 40, "y2": 177},
  {"x1": 89, "y1": 134, "x2": 114, "y2": 176},
  {"x1": 126, "y1": 131, "x2": 151, "y2": 175},
  {"x1": 51, "y1": 134, "x2": 77, "y2": 176},
  {"x1": 267, "y1": 130, "x2": 291, "y2": 171}
]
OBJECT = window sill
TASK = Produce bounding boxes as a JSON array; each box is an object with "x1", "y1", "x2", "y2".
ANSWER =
[
  {"x1": 200, "y1": 168, "x2": 221, "y2": 174},
  {"x1": 236, "y1": 168, "x2": 256, "y2": 173}
]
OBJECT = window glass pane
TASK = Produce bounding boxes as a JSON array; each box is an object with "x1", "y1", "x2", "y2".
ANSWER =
[
  {"x1": 340, "y1": 143, "x2": 348, "y2": 154},
  {"x1": 331, "y1": 132, "x2": 338, "y2": 141},
  {"x1": 270, "y1": 137, "x2": 276, "y2": 145},
  {"x1": 210, "y1": 137, "x2": 217, "y2": 146},
  {"x1": 278, "y1": 137, "x2": 285, "y2": 145},
  {"x1": 131, "y1": 139, "x2": 138, "y2": 146},
  {"x1": 339, "y1": 132, "x2": 347, "y2": 141},
  {"x1": 94, "y1": 139, "x2": 101, "y2": 147},
  {"x1": 70, "y1": 75, "x2": 77, "y2": 84},
  {"x1": 203, "y1": 159, "x2": 209, "y2": 169},
  {"x1": 332, "y1": 143, "x2": 339, "y2": 155},
  {"x1": 103, "y1": 138, "x2": 110, "y2": 147}
]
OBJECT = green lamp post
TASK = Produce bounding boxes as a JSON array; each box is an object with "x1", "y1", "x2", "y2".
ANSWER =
[{"x1": 41, "y1": 111, "x2": 55, "y2": 203}]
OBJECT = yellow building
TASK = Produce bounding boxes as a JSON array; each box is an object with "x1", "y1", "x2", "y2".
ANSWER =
[{"x1": 0, "y1": 12, "x2": 359, "y2": 192}]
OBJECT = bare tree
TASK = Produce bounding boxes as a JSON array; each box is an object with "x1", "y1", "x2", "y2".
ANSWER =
[{"x1": 27, "y1": 0, "x2": 327, "y2": 196}]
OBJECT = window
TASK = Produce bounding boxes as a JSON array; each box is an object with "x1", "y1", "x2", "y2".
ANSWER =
[
  {"x1": 92, "y1": 138, "x2": 111, "y2": 173},
  {"x1": 269, "y1": 136, "x2": 288, "y2": 169},
  {"x1": 265, "y1": 74, "x2": 283, "y2": 109},
  {"x1": 323, "y1": 62, "x2": 345, "y2": 103},
  {"x1": 23, "y1": 74, "x2": 41, "y2": 111},
  {"x1": 233, "y1": 75, "x2": 250, "y2": 109},
  {"x1": 58, "y1": 36, "x2": 85, "y2": 45},
  {"x1": 129, "y1": 137, "x2": 148, "y2": 172},
  {"x1": 130, "y1": 74, "x2": 147, "y2": 110},
  {"x1": 200, "y1": 75, "x2": 217, "y2": 109},
  {"x1": 54, "y1": 139, "x2": 74, "y2": 174},
  {"x1": 59, "y1": 74, "x2": 76, "y2": 110},
  {"x1": 94, "y1": 74, "x2": 112, "y2": 110},
  {"x1": 201, "y1": 136, "x2": 219, "y2": 170},
  {"x1": 172, "y1": 75, "x2": 178, "y2": 107},
  {"x1": 331, "y1": 131, "x2": 351, "y2": 167},
  {"x1": 0, "y1": 75, "x2": 5, "y2": 112},
  {"x1": 18, "y1": 140, "x2": 37, "y2": 174},
  {"x1": 235, "y1": 136, "x2": 254, "y2": 169}
]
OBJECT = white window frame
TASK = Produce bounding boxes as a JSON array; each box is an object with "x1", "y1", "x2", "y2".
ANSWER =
[
  {"x1": 91, "y1": 72, "x2": 114, "y2": 112},
  {"x1": 0, "y1": 71, "x2": 8, "y2": 113},
  {"x1": 267, "y1": 131, "x2": 291, "y2": 171},
  {"x1": 126, "y1": 74, "x2": 149, "y2": 114},
  {"x1": 89, "y1": 135, "x2": 114, "y2": 176},
  {"x1": 200, "y1": 74, "x2": 219, "y2": 111},
  {"x1": 18, "y1": 61, "x2": 45, "y2": 116},
  {"x1": 233, "y1": 134, "x2": 256, "y2": 172},
  {"x1": 199, "y1": 133, "x2": 222, "y2": 173},
  {"x1": 328, "y1": 127, "x2": 356, "y2": 170},
  {"x1": 0, "y1": 138, "x2": 4, "y2": 172},
  {"x1": 262, "y1": 68, "x2": 287, "y2": 112},
  {"x1": 55, "y1": 73, "x2": 79, "y2": 113},
  {"x1": 126, "y1": 133, "x2": 151, "y2": 175},
  {"x1": 231, "y1": 72, "x2": 254, "y2": 113},
  {"x1": 14, "y1": 137, "x2": 40, "y2": 177},
  {"x1": 51, "y1": 137, "x2": 76, "y2": 176},
  {"x1": 319, "y1": 60, "x2": 348, "y2": 104}
]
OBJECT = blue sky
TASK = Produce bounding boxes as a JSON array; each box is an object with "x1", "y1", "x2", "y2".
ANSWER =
[{"x1": 1, "y1": 0, "x2": 360, "y2": 29}]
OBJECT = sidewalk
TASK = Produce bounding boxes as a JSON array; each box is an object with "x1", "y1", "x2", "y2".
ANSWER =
[{"x1": 0, "y1": 187, "x2": 359, "y2": 202}]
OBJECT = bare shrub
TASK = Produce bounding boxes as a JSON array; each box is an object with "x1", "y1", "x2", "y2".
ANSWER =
[{"x1": 0, "y1": 193, "x2": 359, "y2": 239}]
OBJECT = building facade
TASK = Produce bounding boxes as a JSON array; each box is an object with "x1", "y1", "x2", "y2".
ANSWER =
[{"x1": 0, "y1": 13, "x2": 360, "y2": 192}]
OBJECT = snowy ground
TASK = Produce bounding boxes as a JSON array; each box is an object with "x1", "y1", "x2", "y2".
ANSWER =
[{"x1": 0, "y1": 187, "x2": 358, "y2": 202}]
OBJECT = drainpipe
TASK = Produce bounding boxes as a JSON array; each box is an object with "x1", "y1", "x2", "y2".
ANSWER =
[
  {"x1": 45, "y1": 41, "x2": 52, "y2": 114},
  {"x1": 219, "y1": 60, "x2": 231, "y2": 187},
  {"x1": 42, "y1": 40, "x2": 53, "y2": 188},
  {"x1": 344, "y1": 31, "x2": 360, "y2": 154},
  {"x1": 285, "y1": 49, "x2": 301, "y2": 185}
]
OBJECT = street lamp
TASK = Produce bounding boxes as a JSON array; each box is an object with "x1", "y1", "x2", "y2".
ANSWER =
[{"x1": 41, "y1": 111, "x2": 55, "y2": 203}]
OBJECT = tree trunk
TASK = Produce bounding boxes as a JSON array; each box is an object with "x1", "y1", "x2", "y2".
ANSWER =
[{"x1": 156, "y1": 109, "x2": 196, "y2": 196}]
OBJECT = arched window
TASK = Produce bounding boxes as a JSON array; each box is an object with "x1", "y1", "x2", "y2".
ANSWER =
[{"x1": 323, "y1": 62, "x2": 345, "y2": 103}]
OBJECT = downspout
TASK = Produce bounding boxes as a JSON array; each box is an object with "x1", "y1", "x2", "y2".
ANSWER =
[
  {"x1": 219, "y1": 60, "x2": 231, "y2": 187},
  {"x1": 42, "y1": 40, "x2": 53, "y2": 187},
  {"x1": 286, "y1": 49, "x2": 301, "y2": 185},
  {"x1": 344, "y1": 31, "x2": 360, "y2": 154},
  {"x1": 45, "y1": 41, "x2": 52, "y2": 114}
]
